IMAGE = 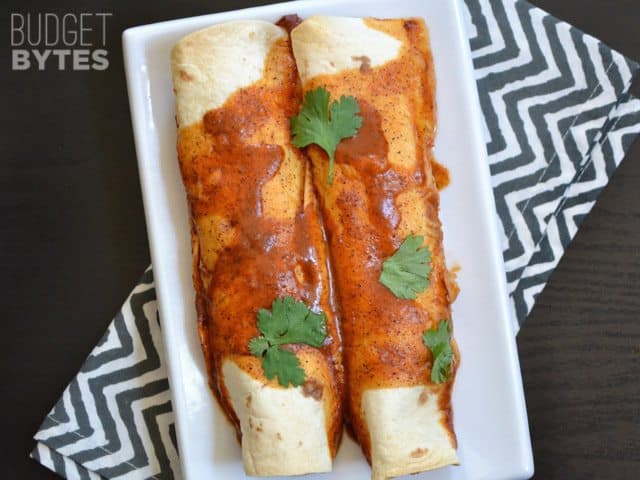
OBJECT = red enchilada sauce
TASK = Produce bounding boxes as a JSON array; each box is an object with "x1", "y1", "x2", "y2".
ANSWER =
[
  {"x1": 276, "y1": 14, "x2": 303, "y2": 33},
  {"x1": 431, "y1": 159, "x2": 451, "y2": 190}
]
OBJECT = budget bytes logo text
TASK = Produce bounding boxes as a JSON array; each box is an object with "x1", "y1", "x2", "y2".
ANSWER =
[{"x1": 11, "y1": 13, "x2": 112, "y2": 71}]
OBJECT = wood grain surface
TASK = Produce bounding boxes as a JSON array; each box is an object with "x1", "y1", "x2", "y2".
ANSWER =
[{"x1": 0, "y1": 1, "x2": 637, "y2": 478}]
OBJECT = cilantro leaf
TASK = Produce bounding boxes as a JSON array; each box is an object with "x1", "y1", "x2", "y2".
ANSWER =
[
  {"x1": 379, "y1": 234, "x2": 432, "y2": 299},
  {"x1": 248, "y1": 296, "x2": 328, "y2": 387},
  {"x1": 257, "y1": 301, "x2": 287, "y2": 338},
  {"x1": 291, "y1": 87, "x2": 362, "y2": 184},
  {"x1": 248, "y1": 336, "x2": 269, "y2": 357},
  {"x1": 276, "y1": 297, "x2": 327, "y2": 348},
  {"x1": 256, "y1": 296, "x2": 327, "y2": 347},
  {"x1": 422, "y1": 320, "x2": 453, "y2": 384},
  {"x1": 262, "y1": 346, "x2": 306, "y2": 387}
]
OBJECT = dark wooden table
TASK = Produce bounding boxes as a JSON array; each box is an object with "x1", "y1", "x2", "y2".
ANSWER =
[{"x1": 1, "y1": 1, "x2": 638, "y2": 478}]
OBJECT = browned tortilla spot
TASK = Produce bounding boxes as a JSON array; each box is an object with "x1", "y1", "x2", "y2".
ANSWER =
[
  {"x1": 411, "y1": 448, "x2": 429, "y2": 458},
  {"x1": 351, "y1": 55, "x2": 371, "y2": 72},
  {"x1": 178, "y1": 69, "x2": 193, "y2": 81},
  {"x1": 302, "y1": 378, "x2": 324, "y2": 400}
]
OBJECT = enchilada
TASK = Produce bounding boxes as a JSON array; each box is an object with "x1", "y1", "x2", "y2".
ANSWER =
[
  {"x1": 171, "y1": 20, "x2": 343, "y2": 476},
  {"x1": 291, "y1": 16, "x2": 459, "y2": 480}
]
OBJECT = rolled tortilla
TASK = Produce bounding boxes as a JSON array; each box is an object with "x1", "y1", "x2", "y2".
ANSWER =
[
  {"x1": 171, "y1": 20, "x2": 343, "y2": 476},
  {"x1": 291, "y1": 16, "x2": 459, "y2": 479}
]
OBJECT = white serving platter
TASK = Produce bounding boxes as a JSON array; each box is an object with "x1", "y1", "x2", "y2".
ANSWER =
[{"x1": 123, "y1": 0, "x2": 534, "y2": 478}]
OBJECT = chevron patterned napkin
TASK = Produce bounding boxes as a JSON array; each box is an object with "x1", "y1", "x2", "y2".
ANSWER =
[{"x1": 32, "y1": 0, "x2": 640, "y2": 478}]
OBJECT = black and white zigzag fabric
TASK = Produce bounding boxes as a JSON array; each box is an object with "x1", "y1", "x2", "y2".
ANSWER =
[
  {"x1": 466, "y1": 0, "x2": 639, "y2": 324},
  {"x1": 32, "y1": 0, "x2": 640, "y2": 478},
  {"x1": 32, "y1": 268, "x2": 181, "y2": 480}
]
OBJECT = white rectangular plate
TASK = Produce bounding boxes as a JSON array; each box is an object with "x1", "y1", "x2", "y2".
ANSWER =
[{"x1": 123, "y1": 0, "x2": 534, "y2": 479}]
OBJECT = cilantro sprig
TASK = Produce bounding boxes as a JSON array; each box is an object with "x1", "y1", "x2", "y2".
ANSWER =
[
  {"x1": 379, "y1": 234, "x2": 432, "y2": 299},
  {"x1": 422, "y1": 320, "x2": 454, "y2": 384},
  {"x1": 290, "y1": 87, "x2": 363, "y2": 185},
  {"x1": 248, "y1": 296, "x2": 328, "y2": 387}
]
